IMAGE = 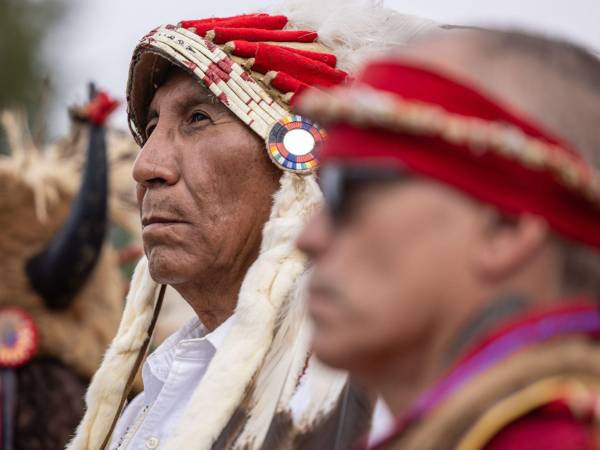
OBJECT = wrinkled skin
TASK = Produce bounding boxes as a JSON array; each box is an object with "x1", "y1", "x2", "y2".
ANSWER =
[{"x1": 133, "y1": 69, "x2": 280, "y2": 329}]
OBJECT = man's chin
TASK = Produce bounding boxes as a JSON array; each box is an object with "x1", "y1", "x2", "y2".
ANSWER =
[
  {"x1": 146, "y1": 249, "x2": 190, "y2": 285},
  {"x1": 312, "y1": 333, "x2": 357, "y2": 371},
  {"x1": 313, "y1": 337, "x2": 379, "y2": 385}
]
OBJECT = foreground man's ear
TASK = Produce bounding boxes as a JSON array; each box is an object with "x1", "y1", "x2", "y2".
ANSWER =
[{"x1": 472, "y1": 210, "x2": 552, "y2": 283}]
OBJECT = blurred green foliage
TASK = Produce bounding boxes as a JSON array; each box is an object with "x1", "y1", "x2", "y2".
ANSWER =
[
  {"x1": 0, "y1": 0, "x2": 62, "y2": 108},
  {"x1": 0, "y1": 0, "x2": 63, "y2": 153},
  {"x1": 110, "y1": 225, "x2": 138, "y2": 279}
]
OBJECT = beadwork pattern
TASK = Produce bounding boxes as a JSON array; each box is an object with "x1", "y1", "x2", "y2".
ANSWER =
[
  {"x1": 299, "y1": 85, "x2": 600, "y2": 206},
  {"x1": 128, "y1": 13, "x2": 351, "y2": 174},
  {"x1": 134, "y1": 25, "x2": 287, "y2": 141}
]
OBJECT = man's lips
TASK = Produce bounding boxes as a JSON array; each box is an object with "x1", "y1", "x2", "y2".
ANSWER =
[
  {"x1": 307, "y1": 283, "x2": 339, "y2": 314},
  {"x1": 141, "y1": 215, "x2": 188, "y2": 230}
]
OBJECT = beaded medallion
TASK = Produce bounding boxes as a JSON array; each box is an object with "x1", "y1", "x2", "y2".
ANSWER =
[
  {"x1": 266, "y1": 115, "x2": 325, "y2": 173},
  {"x1": 0, "y1": 308, "x2": 38, "y2": 368}
]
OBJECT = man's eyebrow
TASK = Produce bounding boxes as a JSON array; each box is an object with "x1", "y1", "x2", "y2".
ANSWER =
[
  {"x1": 146, "y1": 90, "x2": 216, "y2": 124},
  {"x1": 176, "y1": 92, "x2": 216, "y2": 112},
  {"x1": 146, "y1": 107, "x2": 158, "y2": 125}
]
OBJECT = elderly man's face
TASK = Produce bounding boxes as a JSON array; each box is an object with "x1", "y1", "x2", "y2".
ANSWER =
[
  {"x1": 133, "y1": 69, "x2": 280, "y2": 287},
  {"x1": 297, "y1": 173, "x2": 484, "y2": 375}
]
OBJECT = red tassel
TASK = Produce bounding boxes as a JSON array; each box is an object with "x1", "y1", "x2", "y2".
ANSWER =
[
  {"x1": 229, "y1": 40, "x2": 337, "y2": 67},
  {"x1": 267, "y1": 71, "x2": 308, "y2": 94},
  {"x1": 181, "y1": 14, "x2": 288, "y2": 35},
  {"x1": 181, "y1": 13, "x2": 269, "y2": 26},
  {"x1": 253, "y1": 44, "x2": 348, "y2": 87},
  {"x1": 209, "y1": 28, "x2": 318, "y2": 44},
  {"x1": 84, "y1": 91, "x2": 119, "y2": 126},
  {"x1": 267, "y1": 72, "x2": 313, "y2": 105},
  {"x1": 225, "y1": 40, "x2": 257, "y2": 57}
]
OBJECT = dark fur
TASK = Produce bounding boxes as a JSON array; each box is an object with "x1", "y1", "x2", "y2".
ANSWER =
[{"x1": 14, "y1": 357, "x2": 86, "y2": 450}]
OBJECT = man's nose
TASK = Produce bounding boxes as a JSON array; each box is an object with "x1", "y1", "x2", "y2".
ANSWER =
[
  {"x1": 132, "y1": 127, "x2": 180, "y2": 187},
  {"x1": 296, "y1": 208, "x2": 334, "y2": 259}
]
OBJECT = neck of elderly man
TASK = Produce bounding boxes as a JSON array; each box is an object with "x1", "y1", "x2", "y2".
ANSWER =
[{"x1": 133, "y1": 68, "x2": 281, "y2": 331}]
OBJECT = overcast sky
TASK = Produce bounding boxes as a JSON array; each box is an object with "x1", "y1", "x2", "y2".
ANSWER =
[{"x1": 44, "y1": 0, "x2": 600, "y2": 135}]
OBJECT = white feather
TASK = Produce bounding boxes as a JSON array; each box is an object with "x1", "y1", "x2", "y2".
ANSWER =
[{"x1": 271, "y1": 0, "x2": 440, "y2": 72}]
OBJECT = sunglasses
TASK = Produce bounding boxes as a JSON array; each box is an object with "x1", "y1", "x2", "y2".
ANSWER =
[{"x1": 318, "y1": 163, "x2": 409, "y2": 223}]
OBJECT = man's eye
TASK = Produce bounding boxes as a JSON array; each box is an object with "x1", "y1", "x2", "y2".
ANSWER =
[
  {"x1": 190, "y1": 111, "x2": 209, "y2": 123},
  {"x1": 145, "y1": 123, "x2": 156, "y2": 138}
]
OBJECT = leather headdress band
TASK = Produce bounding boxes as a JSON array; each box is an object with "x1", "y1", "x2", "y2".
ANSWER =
[
  {"x1": 297, "y1": 60, "x2": 600, "y2": 250},
  {"x1": 127, "y1": 13, "x2": 349, "y2": 173}
]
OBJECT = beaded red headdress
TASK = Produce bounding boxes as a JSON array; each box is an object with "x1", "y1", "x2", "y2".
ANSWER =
[
  {"x1": 298, "y1": 60, "x2": 600, "y2": 250},
  {"x1": 127, "y1": 13, "x2": 349, "y2": 173}
]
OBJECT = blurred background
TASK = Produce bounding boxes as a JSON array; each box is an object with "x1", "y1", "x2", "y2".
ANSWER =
[{"x1": 2, "y1": 0, "x2": 597, "y2": 142}]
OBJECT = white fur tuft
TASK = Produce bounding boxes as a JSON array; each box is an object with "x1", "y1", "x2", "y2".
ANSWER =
[
  {"x1": 67, "y1": 259, "x2": 159, "y2": 450},
  {"x1": 273, "y1": 0, "x2": 440, "y2": 72}
]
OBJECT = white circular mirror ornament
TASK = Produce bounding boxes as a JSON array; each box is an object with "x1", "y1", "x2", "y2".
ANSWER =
[{"x1": 266, "y1": 115, "x2": 326, "y2": 173}]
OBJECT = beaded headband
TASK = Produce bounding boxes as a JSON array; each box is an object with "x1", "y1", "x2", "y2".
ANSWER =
[
  {"x1": 127, "y1": 14, "x2": 349, "y2": 173},
  {"x1": 297, "y1": 60, "x2": 600, "y2": 250}
]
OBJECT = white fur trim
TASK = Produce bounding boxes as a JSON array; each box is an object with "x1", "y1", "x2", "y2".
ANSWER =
[
  {"x1": 67, "y1": 258, "x2": 159, "y2": 450},
  {"x1": 234, "y1": 270, "x2": 349, "y2": 448}
]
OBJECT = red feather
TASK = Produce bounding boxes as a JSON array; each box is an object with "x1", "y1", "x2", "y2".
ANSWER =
[
  {"x1": 253, "y1": 44, "x2": 348, "y2": 87},
  {"x1": 181, "y1": 14, "x2": 288, "y2": 36},
  {"x1": 209, "y1": 28, "x2": 318, "y2": 44},
  {"x1": 229, "y1": 41, "x2": 337, "y2": 68}
]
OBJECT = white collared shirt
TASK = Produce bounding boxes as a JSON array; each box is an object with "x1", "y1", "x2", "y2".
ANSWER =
[{"x1": 110, "y1": 314, "x2": 236, "y2": 450}]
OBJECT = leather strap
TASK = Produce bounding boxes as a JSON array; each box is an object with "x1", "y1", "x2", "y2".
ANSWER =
[{"x1": 99, "y1": 284, "x2": 166, "y2": 450}]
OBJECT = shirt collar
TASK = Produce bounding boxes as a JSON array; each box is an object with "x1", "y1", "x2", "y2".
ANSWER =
[
  {"x1": 142, "y1": 313, "x2": 237, "y2": 400},
  {"x1": 204, "y1": 314, "x2": 235, "y2": 350}
]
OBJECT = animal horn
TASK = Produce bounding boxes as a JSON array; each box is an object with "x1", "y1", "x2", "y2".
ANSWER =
[{"x1": 26, "y1": 83, "x2": 116, "y2": 309}]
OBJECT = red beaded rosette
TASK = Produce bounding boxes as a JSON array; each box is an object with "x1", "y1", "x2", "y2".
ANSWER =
[{"x1": 0, "y1": 308, "x2": 38, "y2": 368}]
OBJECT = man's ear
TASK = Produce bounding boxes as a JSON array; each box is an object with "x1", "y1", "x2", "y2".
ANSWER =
[{"x1": 472, "y1": 210, "x2": 551, "y2": 282}]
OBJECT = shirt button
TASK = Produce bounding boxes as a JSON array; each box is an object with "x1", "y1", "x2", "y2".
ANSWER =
[{"x1": 145, "y1": 436, "x2": 159, "y2": 449}]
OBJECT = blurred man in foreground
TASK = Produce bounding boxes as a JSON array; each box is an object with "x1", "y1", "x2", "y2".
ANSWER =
[{"x1": 298, "y1": 28, "x2": 600, "y2": 450}]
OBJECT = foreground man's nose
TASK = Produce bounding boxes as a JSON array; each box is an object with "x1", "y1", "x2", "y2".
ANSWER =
[{"x1": 297, "y1": 208, "x2": 333, "y2": 258}]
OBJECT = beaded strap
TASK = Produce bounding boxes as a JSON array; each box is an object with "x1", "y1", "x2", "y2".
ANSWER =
[{"x1": 299, "y1": 85, "x2": 600, "y2": 206}]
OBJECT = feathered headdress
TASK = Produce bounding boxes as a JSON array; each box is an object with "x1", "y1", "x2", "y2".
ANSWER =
[{"x1": 68, "y1": 2, "x2": 440, "y2": 449}]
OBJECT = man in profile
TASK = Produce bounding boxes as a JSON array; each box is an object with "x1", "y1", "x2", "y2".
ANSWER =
[
  {"x1": 298, "y1": 28, "x2": 600, "y2": 450},
  {"x1": 68, "y1": 3, "x2": 439, "y2": 450}
]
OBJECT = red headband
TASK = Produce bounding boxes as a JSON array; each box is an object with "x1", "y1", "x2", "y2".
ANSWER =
[{"x1": 298, "y1": 61, "x2": 600, "y2": 250}]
